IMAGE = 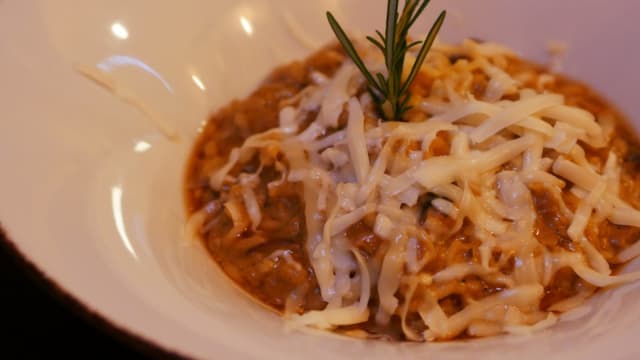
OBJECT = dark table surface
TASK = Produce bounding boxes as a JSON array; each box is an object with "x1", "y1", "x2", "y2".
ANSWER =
[{"x1": 0, "y1": 233, "x2": 146, "y2": 358}]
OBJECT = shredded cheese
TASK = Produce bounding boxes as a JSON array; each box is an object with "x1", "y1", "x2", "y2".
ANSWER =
[{"x1": 202, "y1": 38, "x2": 640, "y2": 341}]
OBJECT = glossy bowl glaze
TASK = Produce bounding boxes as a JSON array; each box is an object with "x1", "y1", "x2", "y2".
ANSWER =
[{"x1": 1, "y1": 1, "x2": 639, "y2": 359}]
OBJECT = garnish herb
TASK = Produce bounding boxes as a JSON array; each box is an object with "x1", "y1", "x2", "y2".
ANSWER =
[{"x1": 327, "y1": 0, "x2": 446, "y2": 120}]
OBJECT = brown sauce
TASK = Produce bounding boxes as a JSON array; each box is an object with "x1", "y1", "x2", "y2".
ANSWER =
[{"x1": 185, "y1": 44, "x2": 640, "y2": 341}]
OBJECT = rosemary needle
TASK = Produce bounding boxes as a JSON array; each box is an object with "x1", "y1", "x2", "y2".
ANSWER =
[{"x1": 327, "y1": 0, "x2": 446, "y2": 121}]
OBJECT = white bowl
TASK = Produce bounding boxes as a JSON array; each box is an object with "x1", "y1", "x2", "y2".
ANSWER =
[{"x1": 1, "y1": 0, "x2": 639, "y2": 359}]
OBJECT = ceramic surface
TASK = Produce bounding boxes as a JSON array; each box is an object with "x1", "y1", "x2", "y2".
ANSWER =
[{"x1": 0, "y1": 1, "x2": 638, "y2": 359}]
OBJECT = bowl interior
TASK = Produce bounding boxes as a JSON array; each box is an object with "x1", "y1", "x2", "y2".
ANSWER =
[{"x1": 1, "y1": 1, "x2": 639, "y2": 359}]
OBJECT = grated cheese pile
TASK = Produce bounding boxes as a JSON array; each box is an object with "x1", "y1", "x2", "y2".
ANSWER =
[{"x1": 206, "y1": 39, "x2": 640, "y2": 340}]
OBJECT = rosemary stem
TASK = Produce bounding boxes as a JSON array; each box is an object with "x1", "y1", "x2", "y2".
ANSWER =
[{"x1": 327, "y1": 0, "x2": 446, "y2": 121}]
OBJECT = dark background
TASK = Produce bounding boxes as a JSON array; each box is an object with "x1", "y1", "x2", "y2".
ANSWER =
[{"x1": 0, "y1": 232, "x2": 149, "y2": 358}]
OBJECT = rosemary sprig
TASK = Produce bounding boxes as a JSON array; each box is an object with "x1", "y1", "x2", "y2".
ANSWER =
[{"x1": 327, "y1": 0, "x2": 446, "y2": 120}]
